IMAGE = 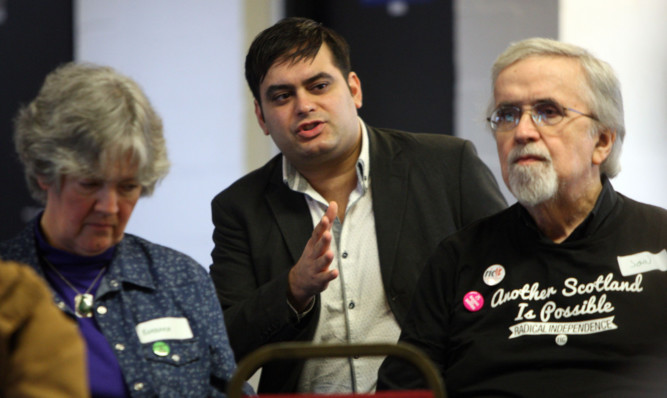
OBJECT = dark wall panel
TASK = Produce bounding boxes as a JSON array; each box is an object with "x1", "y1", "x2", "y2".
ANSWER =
[
  {"x1": 285, "y1": 0, "x2": 454, "y2": 135},
  {"x1": 0, "y1": 0, "x2": 73, "y2": 240}
]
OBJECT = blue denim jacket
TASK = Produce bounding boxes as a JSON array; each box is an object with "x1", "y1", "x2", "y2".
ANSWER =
[{"x1": 0, "y1": 222, "x2": 253, "y2": 397}]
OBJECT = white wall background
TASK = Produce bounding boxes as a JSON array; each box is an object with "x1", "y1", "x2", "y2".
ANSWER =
[
  {"x1": 560, "y1": 0, "x2": 667, "y2": 210},
  {"x1": 76, "y1": 0, "x2": 666, "y2": 269},
  {"x1": 75, "y1": 0, "x2": 246, "y2": 267}
]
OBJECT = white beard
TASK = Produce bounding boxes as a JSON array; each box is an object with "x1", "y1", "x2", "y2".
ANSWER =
[{"x1": 508, "y1": 144, "x2": 558, "y2": 206}]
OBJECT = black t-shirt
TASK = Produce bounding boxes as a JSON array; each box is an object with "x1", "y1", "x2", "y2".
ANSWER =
[{"x1": 379, "y1": 182, "x2": 667, "y2": 397}]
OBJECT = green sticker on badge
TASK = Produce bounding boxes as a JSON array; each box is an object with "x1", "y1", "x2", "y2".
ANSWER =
[{"x1": 152, "y1": 341, "x2": 170, "y2": 357}]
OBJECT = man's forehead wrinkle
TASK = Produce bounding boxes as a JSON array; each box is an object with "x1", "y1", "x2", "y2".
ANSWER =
[{"x1": 497, "y1": 97, "x2": 560, "y2": 107}]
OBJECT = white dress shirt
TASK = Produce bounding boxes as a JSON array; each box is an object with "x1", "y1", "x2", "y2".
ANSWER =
[{"x1": 283, "y1": 120, "x2": 401, "y2": 393}]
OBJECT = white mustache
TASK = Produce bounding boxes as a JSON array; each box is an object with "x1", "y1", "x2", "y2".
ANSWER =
[{"x1": 508, "y1": 143, "x2": 552, "y2": 165}]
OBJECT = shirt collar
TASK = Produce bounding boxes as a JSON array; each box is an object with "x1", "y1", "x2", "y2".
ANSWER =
[
  {"x1": 282, "y1": 117, "x2": 370, "y2": 194},
  {"x1": 519, "y1": 176, "x2": 618, "y2": 242},
  {"x1": 102, "y1": 236, "x2": 156, "y2": 291}
]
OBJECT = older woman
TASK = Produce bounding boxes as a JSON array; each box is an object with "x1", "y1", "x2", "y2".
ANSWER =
[{"x1": 0, "y1": 63, "x2": 249, "y2": 397}]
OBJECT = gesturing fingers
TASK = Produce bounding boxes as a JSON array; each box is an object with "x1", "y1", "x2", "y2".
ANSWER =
[
  {"x1": 307, "y1": 201, "x2": 338, "y2": 260},
  {"x1": 288, "y1": 202, "x2": 340, "y2": 309}
]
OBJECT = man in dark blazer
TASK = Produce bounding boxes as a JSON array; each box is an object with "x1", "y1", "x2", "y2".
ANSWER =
[{"x1": 210, "y1": 17, "x2": 507, "y2": 393}]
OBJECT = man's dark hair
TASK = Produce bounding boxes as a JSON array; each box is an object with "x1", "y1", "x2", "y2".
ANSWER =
[{"x1": 245, "y1": 17, "x2": 352, "y2": 103}]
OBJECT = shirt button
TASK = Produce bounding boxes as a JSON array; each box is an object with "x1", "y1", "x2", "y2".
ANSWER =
[
  {"x1": 348, "y1": 301, "x2": 355, "y2": 309},
  {"x1": 342, "y1": 251, "x2": 348, "y2": 259},
  {"x1": 110, "y1": 280, "x2": 119, "y2": 288},
  {"x1": 171, "y1": 354, "x2": 181, "y2": 362},
  {"x1": 97, "y1": 306, "x2": 108, "y2": 315},
  {"x1": 114, "y1": 343, "x2": 125, "y2": 351},
  {"x1": 133, "y1": 382, "x2": 144, "y2": 391},
  {"x1": 57, "y1": 301, "x2": 66, "y2": 310}
]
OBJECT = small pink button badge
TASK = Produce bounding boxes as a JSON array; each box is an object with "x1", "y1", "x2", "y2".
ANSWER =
[{"x1": 463, "y1": 291, "x2": 484, "y2": 312}]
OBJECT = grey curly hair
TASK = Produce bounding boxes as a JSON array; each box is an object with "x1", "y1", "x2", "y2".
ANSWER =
[{"x1": 14, "y1": 62, "x2": 170, "y2": 203}]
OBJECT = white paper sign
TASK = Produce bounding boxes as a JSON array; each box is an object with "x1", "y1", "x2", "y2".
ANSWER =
[
  {"x1": 136, "y1": 317, "x2": 193, "y2": 344},
  {"x1": 617, "y1": 249, "x2": 667, "y2": 277}
]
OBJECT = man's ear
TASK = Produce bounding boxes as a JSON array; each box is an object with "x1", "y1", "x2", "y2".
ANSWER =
[
  {"x1": 592, "y1": 128, "x2": 616, "y2": 166},
  {"x1": 347, "y1": 71, "x2": 363, "y2": 109},
  {"x1": 36, "y1": 175, "x2": 50, "y2": 191},
  {"x1": 254, "y1": 99, "x2": 270, "y2": 136}
]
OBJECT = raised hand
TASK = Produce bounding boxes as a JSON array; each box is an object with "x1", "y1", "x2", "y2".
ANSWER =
[{"x1": 287, "y1": 201, "x2": 339, "y2": 312}]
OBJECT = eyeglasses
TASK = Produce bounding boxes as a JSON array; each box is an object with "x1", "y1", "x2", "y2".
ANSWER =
[{"x1": 487, "y1": 100, "x2": 597, "y2": 132}]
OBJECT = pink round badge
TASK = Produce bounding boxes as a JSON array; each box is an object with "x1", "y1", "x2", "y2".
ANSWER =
[{"x1": 463, "y1": 291, "x2": 484, "y2": 312}]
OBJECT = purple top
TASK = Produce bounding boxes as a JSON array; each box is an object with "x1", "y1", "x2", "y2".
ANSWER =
[{"x1": 35, "y1": 223, "x2": 130, "y2": 398}]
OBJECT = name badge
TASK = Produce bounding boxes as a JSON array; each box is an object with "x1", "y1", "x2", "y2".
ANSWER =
[
  {"x1": 617, "y1": 249, "x2": 667, "y2": 277},
  {"x1": 136, "y1": 317, "x2": 193, "y2": 344}
]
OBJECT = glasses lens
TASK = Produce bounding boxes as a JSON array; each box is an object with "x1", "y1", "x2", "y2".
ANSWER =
[
  {"x1": 490, "y1": 106, "x2": 520, "y2": 131},
  {"x1": 533, "y1": 102, "x2": 565, "y2": 126}
]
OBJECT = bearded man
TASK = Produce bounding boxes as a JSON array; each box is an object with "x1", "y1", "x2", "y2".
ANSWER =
[{"x1": 377, "y1": 38, "x2": 667, "y2": 397}]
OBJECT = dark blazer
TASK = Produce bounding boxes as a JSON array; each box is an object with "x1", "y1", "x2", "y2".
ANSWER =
[{"x1": 210, "y1": 125, "x2": 507, "y2": 392}]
